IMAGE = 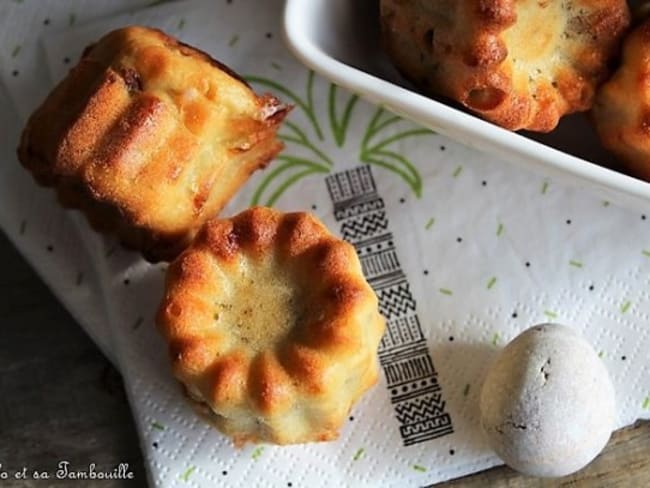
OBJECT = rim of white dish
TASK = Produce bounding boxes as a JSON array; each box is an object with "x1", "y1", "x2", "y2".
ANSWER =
[{"x1": 282, "y1": 0, "x2": 650, "y2": 209}]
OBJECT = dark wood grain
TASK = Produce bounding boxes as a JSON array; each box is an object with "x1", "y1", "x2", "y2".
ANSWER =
[
  {"x1": 1, "y1": 231, "x2": 648, "y2": 487},
  {"x1": 0, "y1": 233, "x2": 145, "y2": 487},
  {"x1": 435, "y1": 421, "x2": 650, "y2": 487}
]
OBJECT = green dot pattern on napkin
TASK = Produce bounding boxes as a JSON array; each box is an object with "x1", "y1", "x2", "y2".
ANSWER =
[{"x1": 2, "y1": 0, "x2": 648, "y2": 486}]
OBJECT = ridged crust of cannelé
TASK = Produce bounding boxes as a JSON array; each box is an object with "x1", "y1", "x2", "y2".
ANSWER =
[
  {"x1": 593, "y1": 19, "x2": 650, "y2": 182},
  {"x1": 380, "y1": 0, "x2": 629, "y2": 132},
  {"x1": 18, "y1": 26, "x2": 289, "y2": 261},
  {"x1": 157, "y1": 207, "x2": 385, "y2": 445}
]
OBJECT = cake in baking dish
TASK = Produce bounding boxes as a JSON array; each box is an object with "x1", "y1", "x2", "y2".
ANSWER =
[
  {"x1": 380, "y1": 0, "x2": 629, "y2": 132},
  {"x1": 593, "y1": 18, "x2": 650, "y2": 182},
  {"x1": 18, "y1": 26, "x2": 289, "y2": 261},
  {"x1": 156, "y1": 207, "x2": 385, "y2": 445}
]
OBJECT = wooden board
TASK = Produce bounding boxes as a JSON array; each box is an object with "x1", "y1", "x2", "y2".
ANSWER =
[
  {"x1": 437, "y1": 421, "x2": 649, "y2": 487},
  {"x1": 1, "y1": 232, "x2": 648, "y2": 487}
]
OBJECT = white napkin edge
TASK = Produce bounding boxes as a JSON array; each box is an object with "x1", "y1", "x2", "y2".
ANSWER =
[{"x1": 0, "y1": 79, "x2": 118, "y2": 365}]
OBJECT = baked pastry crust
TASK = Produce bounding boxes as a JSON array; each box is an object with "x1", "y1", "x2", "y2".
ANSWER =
[
  {"x1": 593, "y1": 19, "x2": 650, "y2": 181},
  {"x1": 156, "y1": 207, "x2": 385, "y2": 445},
  {"x1": 380, "y1": 0, "x2": 629, "y2": 132},
  {"x1": 18, "y1": 26, "x2": 289, "y2": 261}
]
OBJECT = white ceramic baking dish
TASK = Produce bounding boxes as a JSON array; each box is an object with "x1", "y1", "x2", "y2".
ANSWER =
[{"x1": 283, "y1": 0, "x2": 650, "y2": 209}]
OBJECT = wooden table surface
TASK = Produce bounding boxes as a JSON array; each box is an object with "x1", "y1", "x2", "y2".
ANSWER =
[{"x1": 1, "y1": 232, "x2": 648, "y2": 487}]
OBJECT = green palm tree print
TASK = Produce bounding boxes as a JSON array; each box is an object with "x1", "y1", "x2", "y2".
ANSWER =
[{"x1": 247, "y1": 70, "x2": 433, "y2": 206}]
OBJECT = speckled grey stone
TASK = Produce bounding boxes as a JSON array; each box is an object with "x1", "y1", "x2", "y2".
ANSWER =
[{"x1": 479, "y1": 323, "x2": 616, "y2": 478}]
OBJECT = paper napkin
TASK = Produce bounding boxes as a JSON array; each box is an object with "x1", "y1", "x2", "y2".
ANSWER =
[{"x1": 1, "y1": 0, "x2": 649, "y2": 486}]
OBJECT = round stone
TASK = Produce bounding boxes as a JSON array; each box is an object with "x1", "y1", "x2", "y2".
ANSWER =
[{"x1": 479, "y1": 324, "x2": 615, "y2": 478}]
